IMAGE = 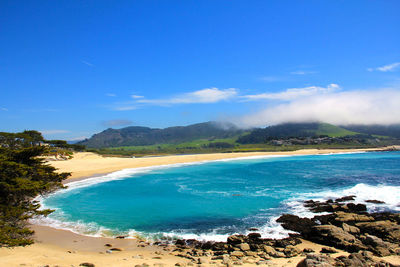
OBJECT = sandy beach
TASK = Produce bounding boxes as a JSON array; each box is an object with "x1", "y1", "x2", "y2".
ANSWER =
[
  {"x1": 1, "y1": 147, "x2": 400, "y2": 266},
  {"x1": 0, "y1": 224, "x2": 355, "y2": 267},
  {"x1": 51, "y1": 147, "x2": 397, "y2": 181}
]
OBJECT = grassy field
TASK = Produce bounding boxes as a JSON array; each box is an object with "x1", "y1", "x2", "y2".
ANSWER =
[
  {"x1": 88, "y1": 141, "x2": 391, "y2": 157},
  {"x1": 316, "y1": 123, "x2": 359, "y2": 137}
]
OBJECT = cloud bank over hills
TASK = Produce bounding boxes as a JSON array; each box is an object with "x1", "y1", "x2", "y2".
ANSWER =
[
  {"x1": 236, "y1": 88, "x2": 400, "y2": 128},
  {"x1": 114, "y1": 84, "x2": 400, "y2": 129}
]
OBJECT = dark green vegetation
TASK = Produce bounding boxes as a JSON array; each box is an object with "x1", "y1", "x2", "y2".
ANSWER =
[
  {"x1": 236, "y1": 123, "x2": 358, "y2": 144},
  {"x1": 81, "y1": 122, "x2": 400, "y2": 156},
  {"x1": 0, "y1": 131, "x2": 73, "y2": 247},
  {"x1": 342, "y1": 124, "x2": 400, "y2": 138},
  {"x1": 79, "y1": 121, "x2": 244, "y2": 148}
]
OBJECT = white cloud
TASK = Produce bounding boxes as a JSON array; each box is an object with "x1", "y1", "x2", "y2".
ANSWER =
[
  {"x1": 68, "y1": 136, "x2": 89, "y2": 141},
  {"x1": 368, "y1": 62, "x2": 400, "y2": 72},
  {"x1": 237, "y1": 88, "x2": 400, "y2": 128},
  {"x1": 136, "y1": 88, "x2": 238, "y2": 105},
  {"x1": 290, "y1": 70, "x2": 317, "y2": 75},
  {"x1": 114, "y1": 106, "x2": 138, "y2": 111},
  {"x1": 131, "y1": 95, "x2": 144, "y2": 99},
  {"x1": 39, "y1": 130, "x2": 69, "y2": 135},
  {"x1": 82, "y1": 60, "x2": 94, "y2": 67},
  {"x1": 242, "y1": 84, "x2": 339, "y2": 101},
  {"x1": 0, "y1": 107, "x2": 8, "y2": 111},
  {"x1": 106, "y1": 93, "x2": 116, "y2": 97}
]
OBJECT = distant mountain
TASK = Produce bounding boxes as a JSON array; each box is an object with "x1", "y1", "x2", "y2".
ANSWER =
[
  {"x1": 237, "y1": 123, "x2": 358, "y2": 144},
  {"x1": 341, "y1": 124, "x2": 400, "y2": 138},
  {"x1": 79, "y1": 121, "x2": 400, "y2": 148},
  {"x1": 79, "y1": 121, "x2": 245, "y2": 148}
]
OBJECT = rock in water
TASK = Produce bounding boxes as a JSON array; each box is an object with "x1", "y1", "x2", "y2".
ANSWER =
[
  {"x1": 335, "y1": 195, "x2": 356, "y2": 202},
  {"x1": 276, "y1": 214, "x2": 316, "y2": 235},
  {"x1": 365, "y1": 199, "x2": 385, "y2": 204}
]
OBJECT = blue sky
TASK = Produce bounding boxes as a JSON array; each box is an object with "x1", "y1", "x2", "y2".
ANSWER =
[{"x1": 1, "y1": 1, "x2": 400, "y2": 140}]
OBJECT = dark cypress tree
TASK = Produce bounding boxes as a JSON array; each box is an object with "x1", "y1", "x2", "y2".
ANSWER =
[{"x1": 0, "y1": 131, "x2": 70, "y2": 246}]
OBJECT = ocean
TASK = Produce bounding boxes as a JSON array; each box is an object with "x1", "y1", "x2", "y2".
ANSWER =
[{"x1": 36, "y1": 151, "x2": 400, "y2": 242}]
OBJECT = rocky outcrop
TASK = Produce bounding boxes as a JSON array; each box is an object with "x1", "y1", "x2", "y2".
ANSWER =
[
  {"x1": 334, "y1": 211, "x2": 374, "y2": 223},
  {"x1": 276, "y1": 214, "x2": 316, "y2": 235},
  {"x1": 297, "y1": 251, "x2": 400, "y2": 267},
  {"x1": 303, "y1": 199, "x2": 367, "y2": 213},
  {"x1": 277, "y1": 197, "x2": 400, "y2": 258},
  {"x1": 172, "y1": 196, "x2": 400, "y2": 265},
  {"x1": 309, "y1": 224, "x2": 367, "y2": 252},
  {"x1": 356, "y1": 220, "x2": 400, "y2": 244},
  {"x1": 296, "y1": 253, "x2": 336, "y2": 267}
]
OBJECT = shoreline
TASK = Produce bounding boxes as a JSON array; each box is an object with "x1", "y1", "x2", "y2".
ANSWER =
[
  {"x1": 1, "y1": 147, "x2": 399, "y2": 266},
  {"x1": 52, "y1": 147, "x2": 397, "y2": 182}
]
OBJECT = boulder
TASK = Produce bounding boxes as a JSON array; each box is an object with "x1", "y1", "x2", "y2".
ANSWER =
[
  {"x1": 263, "y1": 245, "x2": 277, "y2": 255},
  {"x1": 262, "y1": 245, "x2": 285, "y2": 258},
  {"x1": 334, "y1": 250, "x2": 396, "y2": 267},
  {"x1": 304, "y1": 201, "x2": 336, "y2": 213},
  {"x1": 334, "y1": 211, "x2": 374, "y2": 223},
  {"x1": 274, "y1": 237, "x2": 302, "y2": 248},
  {"x1": 284, "y1": 245, "x2": 301, "y2": 257},
  {"x1": 245, "y1": 251, "x2": 258, "y2": 257},
  {"x1": 222, "y1": 254, "x2": 231, "y2": 264},
  {"x1": 227, "y1": 235, "x2": 246, "y2": 244},
  {"x1": 345, "y1": 203, "x2": 367, "y2": 213},
  {"x1": 335, "y1": 196, "x2": 356, "y2": 202},
  {"x1": 276, "y1": 214, "x2": 316, "y2": 235},
  {"x1": 320, "y1": 247, "x2": 337, "y2": 254},
  {"x1": 200, "y1": 241, "x2": 213, "y2": 250},
  {"x1": 296, "y1": 253, "x2": 335, "y2": 267},
  {"x1": 175, "y1": 239, "x2": 186, "y2": 246},
  {"x1": 371, "y1": 212, "x2": 400, "y2": 224},
  {"x1": 342, "y1": 223, "x2": 360, "y2": 234},
  {"x1": 365, "y1": 199, "x2": 385, "y2": 204},
  {"x1": 247, "y1": 232, "x2": 261, "y2": 239},
  {"x1": 230, "y1": 251, "x2": 244, "y2": 257},
  {"x1": 310, "y1": 224, "x2": 367, "y2": 252},
  {"x1": 239, "y1": 243, "x2": 250, "y2": 251},
  {"x1": 356, "y1": 220, "x2": 400, "y2": 244},
  {"x1": 360, "y1": 234, "x2": 398, "y2": 256},
  {"x1": 211, "y1": 242, "x2": 227, "y2": 251}
]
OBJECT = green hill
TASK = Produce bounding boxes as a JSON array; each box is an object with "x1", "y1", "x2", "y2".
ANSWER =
[
  {"x1": 80, "y1": 121, "x2": 399, "y2": 150},
  {"x1": 78, "y1": 121, "x2": 244, "y2": 148},
  {"x1": 237, "y1": 123, "x2": 359, "y2": 144},
  {"x1": 315, "y1": 123, "x2": 358, "y2": 137},
  {"x1": 341, "y1": 124, "x2": 400, "y2": 138}
]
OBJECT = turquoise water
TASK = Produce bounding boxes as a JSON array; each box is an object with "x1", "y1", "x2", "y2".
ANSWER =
[{"x1": 40, "y1": 152, "x2": 400, "y2": 241}]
